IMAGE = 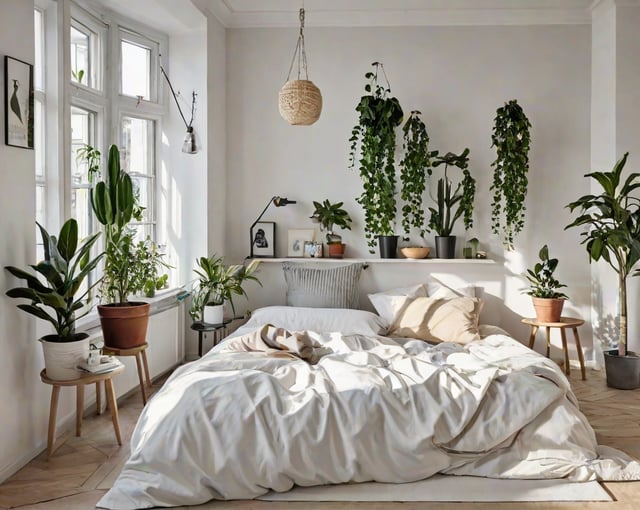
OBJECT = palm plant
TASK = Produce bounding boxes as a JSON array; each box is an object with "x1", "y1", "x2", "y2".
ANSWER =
[
  {"x1": 566, "y1": 152, "x2": 640, "y2": 357},
  {"x1": 5, "y1": 219, "x2": 103, "y2": 341}
]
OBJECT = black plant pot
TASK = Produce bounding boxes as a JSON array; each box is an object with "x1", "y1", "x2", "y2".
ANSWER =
[
  {"x1": 435, "y1": 236, "x2": 456, "y2": 259},
  {"x1": 604, "y1": 350, "x2": 640, "y2": 390},
  {"x1": 378, "y1": 235, "x2": 399, "y2": 259}
]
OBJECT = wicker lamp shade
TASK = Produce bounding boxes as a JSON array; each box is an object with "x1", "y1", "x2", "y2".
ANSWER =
[{"x1": 278, "y1": 79, "x2": 322, "y2": 126}]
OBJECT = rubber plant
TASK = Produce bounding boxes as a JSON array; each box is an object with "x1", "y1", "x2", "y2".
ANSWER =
[
  {"x1": 565, "y1": 152, "x2": 640, "y2": 358},
  {"x1": 399, "y1": 110, "x2": 431, "y2": 241},
  {"x1": 428, "y1": 148, "x2": 475, "y2": 236},
  {"x1": 490, "y1": 99, "x2": 532, "y2": 250},
  {"x1": 348, "y1": 62, "x2": 404, "y2": 252}
]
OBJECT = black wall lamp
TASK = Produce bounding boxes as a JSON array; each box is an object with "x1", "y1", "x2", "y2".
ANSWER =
[
  {"x1": 249, "y1": 196, "x2": 297, "y2": 258},
  {"x1": 159, "y1": 56, "x2": 198, "y2": 154}
]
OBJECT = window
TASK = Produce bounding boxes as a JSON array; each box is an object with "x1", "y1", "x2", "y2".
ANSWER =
[
  {"x1": 70, "y1": 13, "x2": 103, "y2": 91},
  {"x1": 34, "y1": 7, "x2": 46, "y2": 258},
  {"x1": 70, "y1": 106, "x2": 97, "y2": 242},
  {"x1": 119, "y1": 30, "x2": 159, "y2": 103},
  {"x1": 121, "y1": 116, "x2": 156, "y2": 242}
]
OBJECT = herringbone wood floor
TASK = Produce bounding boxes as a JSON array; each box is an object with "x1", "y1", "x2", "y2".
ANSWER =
[{"x1": 1, "y1": 365, "x2": 639, "y2": 510}]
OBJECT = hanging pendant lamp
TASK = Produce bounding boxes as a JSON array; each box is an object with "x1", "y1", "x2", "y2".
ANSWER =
[{"x1": 278, "y1": 7, "x2": 322, "y2": 126}]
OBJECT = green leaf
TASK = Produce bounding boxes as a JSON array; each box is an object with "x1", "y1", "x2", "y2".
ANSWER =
[{"x1": 57, "y1": 219, "x2": 78, "y2": 263}]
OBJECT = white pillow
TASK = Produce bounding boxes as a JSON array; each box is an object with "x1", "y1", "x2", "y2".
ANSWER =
[
  {"x1": 426, "y1": 282, "x2": 476, "y2": 299},
  {"x1": 368, "y1": 284, "x2": 427, "y2": 324},
  {"x1": 243, "y1": 306, "x2": 388, "y2": 336}
]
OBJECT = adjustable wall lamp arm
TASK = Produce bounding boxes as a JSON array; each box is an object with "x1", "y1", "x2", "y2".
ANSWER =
[
  {"x1": 249, "y1": 196, "x2": 297, "y2": 258},
  {"x1": 159, "y1": 57, "x2": 190, "y2": 129}
]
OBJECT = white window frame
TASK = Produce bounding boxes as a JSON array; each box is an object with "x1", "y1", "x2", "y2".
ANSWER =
[
  {"x1": 69, "y1": 5, "x2": 106, "y2": 94},
  {"x1": 119, "y1": 28, "x2": 160, "y2": 104}
]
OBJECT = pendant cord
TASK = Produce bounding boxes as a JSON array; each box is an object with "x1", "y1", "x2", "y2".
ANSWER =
[{"x1": 286, "y1": 8, "x2": 309, "y2": 81}]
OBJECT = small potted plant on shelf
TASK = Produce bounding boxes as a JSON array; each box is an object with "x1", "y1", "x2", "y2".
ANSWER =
[
  {"x1": 428, "y1": 148, "x2": 476, "y2": 258},
  {"x1": 348, "y1": 62, "x2": 404, "y2": 257},
  {"x1": 566, "y1": 152, "x2": 640, "y2": 389},
  {"x1": 189, "y1": 255, "x2": 261, "y2": 324},
  {"x1": 4, "y1": 219, "x2": 104, "y2": 380},
  {"x1": 135, "y1": 240, "x2": 171, "y2": 298},
  {"x1": 86, "y1": 144, "x2": 152, "y2": 349},
  {"x1": 310, "y1": 199, "x2": 353, "y2": 258},
  {"x1": 522, "y1": 244, "x2": 568, "y2": 323}
]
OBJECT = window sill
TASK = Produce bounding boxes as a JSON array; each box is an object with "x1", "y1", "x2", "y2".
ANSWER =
[{"x1": 76, "y1": 288, "x2": 187, "y2": 335}]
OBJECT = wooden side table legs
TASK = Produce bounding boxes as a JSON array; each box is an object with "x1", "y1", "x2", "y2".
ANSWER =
[
  {"x1": 560, "y1": 328, "x2": 570, "y2": 376},
  {"x1": 47, "y1": 386, "x2": 60, "y2": 458},
  {"x1": 545, "y1": 327, "x2": 551, "y2": 358},
  {"x1": 573, "y1": 327, "x2": 586, "y2": 380},
  {"x1": 528, "y1": 325, "x2": 539, "y2": 349},
  {"x1": 105, "y1": 378, "x2": 122, "y2": 445},
  {"x1": 76, "y1": 385, "x2": 84, "y2": 436}
]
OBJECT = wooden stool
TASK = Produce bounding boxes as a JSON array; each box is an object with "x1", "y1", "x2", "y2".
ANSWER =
[
  {"x1": 103, "y1": 343, "x2": 151, "y2": 405},
  {"x1": 40, "y1": 365, "x2": 124, "y2": 457},
  {"x1": 522, "y1": 317, "x2": 586, "y2": 380}
]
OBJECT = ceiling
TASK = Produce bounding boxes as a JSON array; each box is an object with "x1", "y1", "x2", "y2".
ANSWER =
[{"x1": 204, "y1": 0, "x2": 600, "y2": 27}]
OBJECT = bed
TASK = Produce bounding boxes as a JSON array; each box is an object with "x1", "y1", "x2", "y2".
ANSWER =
[{"x1": 97, "y1": 271, "x2": 640, "y2": 510}]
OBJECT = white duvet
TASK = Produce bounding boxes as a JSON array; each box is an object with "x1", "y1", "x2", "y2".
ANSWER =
[{"x1": 98, "y1": 328, "x2": 640, "y2": 509}]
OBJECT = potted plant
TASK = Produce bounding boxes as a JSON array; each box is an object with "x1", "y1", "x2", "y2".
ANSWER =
[
  {"x1": 88, "y1": 144, "x2": 151, "y2": 349},
  {"x1": 490, "y1": 99, "x2": 532, "y2": 250},
  {"x1": 310, "y1": 199, "x2": 353, "y2": 258},
  {"x1": 399, "y1": 110, "x2": 431, "y2": 243},
  {"x1": 523, "y1": 244, "x2": 568, "y2": 323},
  {"x1": 348, "y1": 61, "x2": 403, "y2": 257},
  {"x1": 189, "y1": 255, "x2": 261, "y2": 324},
  {"x1": 134, "y1": 239, "x2": 171, "y2": 298},
  {"x1": 4, "y1": 219, "x2": 103, "y2": 380},
  {"x1": 428, "y1": 148, "x2": 475, "y2": 258},
  {"x1": 565, "y1": 152, "x2": 640, "y2": 389}
]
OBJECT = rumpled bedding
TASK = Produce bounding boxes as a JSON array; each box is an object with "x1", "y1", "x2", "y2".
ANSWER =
[{"x1": 97, "y1": 327, "x2": 640, "y2": 509}]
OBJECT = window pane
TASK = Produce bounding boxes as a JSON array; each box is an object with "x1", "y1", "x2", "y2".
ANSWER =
[
  {"x1": 35, "y1": 99, "x2": 45, "y2": 178},
  {"x1": 34, "y1": 9, "x2": 44, "y2": 91},
  {"x1": 71, "y1": 24, "x2": 89, "y2": 85},
  {"x1": 131, "y1": 176, "x2": 152, "y2": 221},
  {"x1": 71, "y1": 188, "x2": 92, "y2": 241},
  {"x1": 36, "y1": 185, "x2": 45, "y2": 226},
  {"x1": 70, "y1": 106, "x2": 94, "y2": 185},
  {"x1": 121, "y1": 40, "x2": 150, "y2": 99},
  {"x1": 121, "y1": 116, "x2": 153, "y2": 175}
]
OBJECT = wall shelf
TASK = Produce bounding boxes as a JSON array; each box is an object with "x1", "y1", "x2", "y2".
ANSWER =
[{"x1": 250, "y1": 257, "x2": 496, "y2": 265}]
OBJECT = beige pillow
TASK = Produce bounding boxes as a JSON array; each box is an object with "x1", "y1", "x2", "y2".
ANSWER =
[{"x1": 390, "y1": 296, "x2": 483, "y2": 344}]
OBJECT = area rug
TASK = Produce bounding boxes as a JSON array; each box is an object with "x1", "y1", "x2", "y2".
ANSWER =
[{"x1": 258, "y1": 475, "x2": 612, "y2": 502}]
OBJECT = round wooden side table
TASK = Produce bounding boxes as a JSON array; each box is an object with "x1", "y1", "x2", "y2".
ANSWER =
[
  {"x1": 102, "y1": 343, "x2": 151, "y2": 405},
  {"x1": 521, "y1": 317, "x2": 586, "y2": 380},
  {"x1": 40, "y1": 365, "x2": 124, "y2": 458}
]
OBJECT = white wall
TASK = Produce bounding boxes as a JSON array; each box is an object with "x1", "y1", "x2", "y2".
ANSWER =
[{"x1": 225, "y1": 24, "x2": 592, "y2": 351}]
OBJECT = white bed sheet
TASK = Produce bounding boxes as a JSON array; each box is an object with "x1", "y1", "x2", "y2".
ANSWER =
[{"x1": 98, "y1": 327, "x2": 640, "y2": 510}]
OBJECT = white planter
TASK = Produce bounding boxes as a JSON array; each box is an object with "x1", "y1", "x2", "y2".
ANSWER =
[
  {"x1": 40, "y1": 334, "x2": 91, "y2": 381},
  {"x1": 203, "y1": 304, "x2": 224, "y2": 325}
]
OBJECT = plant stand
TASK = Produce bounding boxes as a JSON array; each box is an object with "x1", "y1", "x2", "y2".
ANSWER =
[
  {"x1": 190, "y1": 319, "x2": 232, "y2": 358},
  {"x1": 522, "y1": 316, "x2": 586, "y2": 380},
  {"x1": 102, "y1": 343, "x2": 152, "y2": 405}
]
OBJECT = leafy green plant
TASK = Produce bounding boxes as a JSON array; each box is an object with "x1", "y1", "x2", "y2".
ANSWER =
[
  {"x1": 4, "y1": 219, "x2": 103, "y2": 342},
  {"x1": 490, "y1": 99, "x2": 532, "y2": 250},
  {"x1": 348, "y1": 62, "x2": 403, "y2": 252},
  {"x1": 85, "y1": 144, "x2": 146, "y2": 304},
  {"x1": 523, "y1": 244, "x2": 568, "y2": 299},
  {"x1": 189, "y1": 256, "x2": 261, "y2": 321},
  {"x1": 72, "y1": 68, "x2": 85, "y2": 84},
  {"x1": 311, "y1": 199, "x2": 352, "y2": 244},
  {"x1": 428, "y1": 148, "x2": 475, "y2": 236},
  {"x1": 399, "y1": 110, "x2": 431, "y2": 239},
  {"x1": 76, "y1": 144, "x2": 101, "y2": 184},
  {"x1": 130, "y1": 239, "x2": 172, "y2": 298},
  {"x1": 565, "y1": 152, "x2": 640, "y2": 356}
]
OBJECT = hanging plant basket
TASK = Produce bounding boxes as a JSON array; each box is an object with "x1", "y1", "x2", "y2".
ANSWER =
[
  {"x1": 279, "y1": 79, "x2": 322, "y2": 125},
  {"x1": 278, "y1": 8, "x2": 322, "y2": 126}
]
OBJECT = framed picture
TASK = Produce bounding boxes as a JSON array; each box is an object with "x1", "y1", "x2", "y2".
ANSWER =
[
  {"x1": 287, "y1": 229, "x2": 315, "y2": 257},
  {"x1": 304, "y1": 241, "x2": 323, "y2": 258},
  {"x1": 250, "y1": 221, "x2": 276, "y2": 258},
  {"x1": 4, "y1": 56, "x2": 34, "y2": 149}
]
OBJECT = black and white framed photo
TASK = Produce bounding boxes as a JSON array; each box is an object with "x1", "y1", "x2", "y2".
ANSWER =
[
  {"x1": 287, "y1": 228, "x2": 315, "y2": 257},
  {"x1": 250, "y1": 221, "x2": 276, "y2": 258},
  {"x1": 4, "y1": 56, "x2": 34, "y2": 149}
]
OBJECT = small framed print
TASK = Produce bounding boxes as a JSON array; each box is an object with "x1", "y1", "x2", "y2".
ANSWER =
[
  {"x1": 4, "y1": 56, "x2": 34, "y2": 149},
  {"x1": 250, "y1": 221, "x2": 276, "y2": 258},
  {"x1": 287, "y1": 229, "x2": 315, "y2": 257},
  {"x1": 304, "y1": 241, "x2": 323, "y2": 258}
]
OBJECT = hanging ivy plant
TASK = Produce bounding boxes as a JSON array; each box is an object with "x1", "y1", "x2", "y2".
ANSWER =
[
  {"x1": 348, "y1": 62, "x2": 404, "y2": 252},
  {"x1": 399, "y1": 110, "x2": 431, "y2": 240},
  {"x1": 490, "y1": 99, "x2": 532, "y2": 250}
]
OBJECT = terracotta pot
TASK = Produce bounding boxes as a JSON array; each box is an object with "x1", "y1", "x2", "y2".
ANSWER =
[
  {"x1": 532, "y1": 297, "x2": 565, "y2": 323},
  {"x1": 98, "y1": 302, "x2": 150, "y2": 349},
  {"x1": 328, "y1": 243, "x2": 346, "y2": 259}
]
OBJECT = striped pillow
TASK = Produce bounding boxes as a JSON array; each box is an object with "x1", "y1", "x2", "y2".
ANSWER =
[{"x1": 282, "y1": 262, "x2": 365, "y2": 309}]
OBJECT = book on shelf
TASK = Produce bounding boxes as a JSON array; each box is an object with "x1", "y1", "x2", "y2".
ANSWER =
[{"x1": 77, "y1": 356, "x2": 123, "y2": 374}]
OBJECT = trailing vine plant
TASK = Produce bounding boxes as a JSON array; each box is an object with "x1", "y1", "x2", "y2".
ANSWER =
[
  {"x1": 428, "y1": 148, "x2": 475, "y2": 236},
  {"x1": 348, "y1": 62, "x2": 404, "y2": 252},
  {"x1": 399, "y1": 110, "x2": 431, "y2": 240},
  {"x1": 490, "y1": 99, "x2": 532, "y2": 250}
]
